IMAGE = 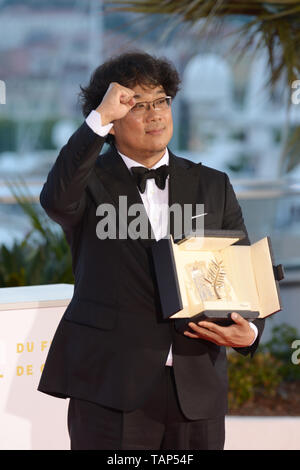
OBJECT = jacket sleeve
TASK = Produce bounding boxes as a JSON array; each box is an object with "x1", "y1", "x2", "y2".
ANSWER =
[
  {"x1": 40, "y1": 122, "x2": 106, "y2": 229},
  {"x1": 222, "y1": 173, "x2": 265, "y2": 356}
]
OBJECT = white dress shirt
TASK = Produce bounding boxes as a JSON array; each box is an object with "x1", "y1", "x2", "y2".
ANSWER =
[{"x1": 85, "y1": 110, "x2": 258, "y2": 363}]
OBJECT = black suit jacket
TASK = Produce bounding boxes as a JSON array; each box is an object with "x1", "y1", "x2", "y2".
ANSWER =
[{"x1": 38, "y1": 122, "x2": 264, "y2": 419}]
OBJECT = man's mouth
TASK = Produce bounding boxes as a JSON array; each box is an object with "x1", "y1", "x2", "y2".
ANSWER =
[{"x1": 145, "y1": 128, "x2": 165, "y2": 135}]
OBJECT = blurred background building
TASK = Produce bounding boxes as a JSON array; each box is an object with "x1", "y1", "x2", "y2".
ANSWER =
[{"x1": 0, "y1": 0, "x2": 299, "y2": 337}]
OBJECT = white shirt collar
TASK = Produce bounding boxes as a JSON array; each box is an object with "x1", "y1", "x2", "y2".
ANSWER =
[{"x1": 118, "y1": 148, "x2": 169, "y2": 171}]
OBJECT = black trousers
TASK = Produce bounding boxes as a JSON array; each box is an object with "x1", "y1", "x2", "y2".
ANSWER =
[{"x1": 67, "y1": 367, "x2": 225, "y2": 450}]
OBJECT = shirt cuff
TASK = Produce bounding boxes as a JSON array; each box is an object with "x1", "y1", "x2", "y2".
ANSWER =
[
  {"x1": 85, "y1": 110, "x2": 113, "y2": 137},
  {"x1": 249, "y1": 322, "x2": 258, "y2": 346}
]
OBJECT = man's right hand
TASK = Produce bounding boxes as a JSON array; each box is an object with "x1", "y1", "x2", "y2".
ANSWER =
[{"x1": 95, "y1": 82, "x2": 136, "y2": 126}]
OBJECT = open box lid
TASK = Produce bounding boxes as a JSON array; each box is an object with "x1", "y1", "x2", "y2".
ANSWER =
[{"x1": 250, "y1": 236, "x2": 283, "y2": 318}]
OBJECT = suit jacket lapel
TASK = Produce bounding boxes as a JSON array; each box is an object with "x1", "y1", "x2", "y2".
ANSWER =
[{"x1": 168, "y1": 150, "x2": 201, "y2": 241}]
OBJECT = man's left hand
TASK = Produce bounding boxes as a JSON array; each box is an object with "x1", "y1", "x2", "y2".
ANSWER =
[{"x1": 183, "y1": 312, "x2": 256, "y2": 348}]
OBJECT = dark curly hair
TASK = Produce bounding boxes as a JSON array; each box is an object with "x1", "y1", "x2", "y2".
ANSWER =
[{"x1": 78, "y1": 50, "x2": 181, "y2": 120}]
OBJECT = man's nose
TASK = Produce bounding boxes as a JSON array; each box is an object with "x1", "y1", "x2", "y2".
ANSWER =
[{"x1": 145, "y1": 105, "x2": 161, "y2": 120}]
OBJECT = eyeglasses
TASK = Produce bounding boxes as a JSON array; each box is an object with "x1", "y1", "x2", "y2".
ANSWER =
[{"x1": 130, "y1": 96, "x2": 172, "y2": 115}]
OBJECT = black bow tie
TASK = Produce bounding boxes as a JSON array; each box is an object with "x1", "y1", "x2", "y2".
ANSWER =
[{"x1": 131, "y1": 165, "x2": 169, "y2": 193}]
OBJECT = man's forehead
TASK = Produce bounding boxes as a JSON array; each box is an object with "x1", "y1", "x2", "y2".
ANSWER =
[{"x1": 131, "y1": 84, "x2": 165, "y2": 99}]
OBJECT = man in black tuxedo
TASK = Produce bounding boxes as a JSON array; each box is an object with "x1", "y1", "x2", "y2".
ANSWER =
[{"x1": 38, "y1": 51, "x2": 264, "y2": 450}]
